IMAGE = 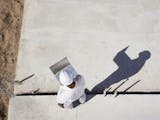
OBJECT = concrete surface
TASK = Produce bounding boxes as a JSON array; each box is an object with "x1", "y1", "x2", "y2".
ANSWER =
[
  {"x1": 14, "y1": 0, "x2": 160, "y2": 94},
  {"x1": 8, "y1": 95, "x2": 160, "y2": 120}
]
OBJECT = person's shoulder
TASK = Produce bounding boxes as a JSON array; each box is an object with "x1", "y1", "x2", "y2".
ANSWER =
[
  {"x1": 75, "y1": 74, "x2": 83, "y2": 80},
  {"x1": 75, "y1": 74, "x2": 85, "y2": 84}
]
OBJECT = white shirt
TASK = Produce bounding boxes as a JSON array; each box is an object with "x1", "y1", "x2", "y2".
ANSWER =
[{"x1": 57, "y1": 75, "x2": 85, "y2": 105}]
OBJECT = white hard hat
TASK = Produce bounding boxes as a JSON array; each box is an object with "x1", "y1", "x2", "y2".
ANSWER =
[{"x1": 59, "y1": 70, "x2": 73, "y2": 86}]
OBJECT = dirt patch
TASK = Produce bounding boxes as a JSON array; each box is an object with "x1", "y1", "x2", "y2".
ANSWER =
[{"x1": 0, "y1": 0, "x2": 24, "y2": 120}]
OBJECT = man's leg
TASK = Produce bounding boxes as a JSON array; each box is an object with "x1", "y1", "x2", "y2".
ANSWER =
[{"x1": 79, "y1": 93, "x2": 86, "y2": 104}]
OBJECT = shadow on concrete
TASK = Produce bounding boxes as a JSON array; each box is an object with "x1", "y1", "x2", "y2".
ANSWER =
[{"x1": 73, "y1": 46, "x2": 151, "y2": 108}]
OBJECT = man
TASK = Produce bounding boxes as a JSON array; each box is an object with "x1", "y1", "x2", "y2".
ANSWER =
[{"x1": 57, "y1": 69, "x2": 86, "y2": 108}]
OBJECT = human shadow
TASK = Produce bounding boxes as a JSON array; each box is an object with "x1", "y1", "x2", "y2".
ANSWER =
[
  {"x1": 91, "y1": 46, "x2": 151, "y2": 93},
  {"x1": 73, "y1": 46, "x2": 151, "y2": 108}
]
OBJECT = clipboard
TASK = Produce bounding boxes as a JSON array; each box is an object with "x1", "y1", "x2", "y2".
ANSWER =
[{"x1": 49, "y1": 57, "x2": 78, "y2": 83}]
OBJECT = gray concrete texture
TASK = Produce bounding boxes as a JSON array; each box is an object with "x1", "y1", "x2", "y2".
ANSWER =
[
  {"x1": 8, "y1": 95, "x2": 160, "y2": 120},
  {"x1": 9, "y1": 0, "x2": 160, "y2": 120},
  {"x1": 14, "y1": 0, "x2": 160, "y2": 94}
]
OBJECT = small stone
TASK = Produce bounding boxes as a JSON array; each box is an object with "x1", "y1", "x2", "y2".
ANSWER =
[
  {"x1": 0, "y1": 34, "x2": 2, "y2": 41},
  {"x1": 0, "y1": 34, "x2": 4, "y2": 42},
  {"x1": 3, "y1": 12, "x2": 13, "y2": 24}
]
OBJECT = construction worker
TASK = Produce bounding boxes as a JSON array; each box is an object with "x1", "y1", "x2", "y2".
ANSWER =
[{"x1": 57, "y1": 69, "x2": 86, "y2": 108}]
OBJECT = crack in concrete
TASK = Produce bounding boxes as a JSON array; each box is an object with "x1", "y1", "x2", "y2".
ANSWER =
[
  {"x1": 14, "y1": 74, "x2": 35, "y2": 85},
  {"x1": 16, "y1": 91, "x2": 160, "y2": 96}
]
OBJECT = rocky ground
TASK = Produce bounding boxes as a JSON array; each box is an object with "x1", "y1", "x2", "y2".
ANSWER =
[{"x1": 0, "y1": 0, "x2": 24, "y2": 120}]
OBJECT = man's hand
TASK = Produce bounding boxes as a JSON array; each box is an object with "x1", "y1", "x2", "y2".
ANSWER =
[{"x1": 58, "y1": 103, "x2": 64, "y2": 108}]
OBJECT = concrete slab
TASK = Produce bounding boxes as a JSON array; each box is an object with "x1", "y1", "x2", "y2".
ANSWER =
[
  {"x1": 15, "y1": 0, "x2": 160, "y2": 94},
  {"x1": 77, "y1": 95, "x2": 160, "y2": 120},
  {"x1": 8, "y1": 95, "x2": 160, "y2": 120},
  {"x1": 8, "y1": 96, "x2": 77, "y2": 120}
]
